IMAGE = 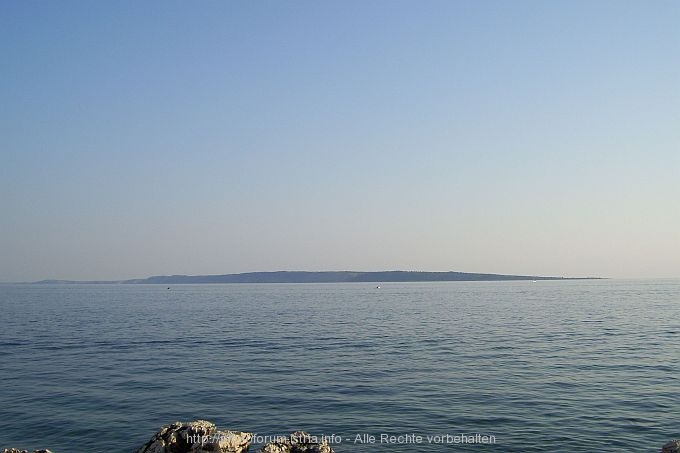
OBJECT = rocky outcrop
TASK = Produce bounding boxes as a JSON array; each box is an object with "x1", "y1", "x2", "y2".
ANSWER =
[
  {"x1": 134, "y1": 420, "x2": 253, "y2": 453},
  {"x1": 662, "y1": 440, "x2": 680, "y2": 453},
  {"x1": 2, "y1": 450, "x2": 53, "y2": 453},
  {"x1": 131, "y1": 421, "x2": 334, "y2": 453},
  {"x1": 8, "y1": 424, "x2": 680, "y2": 453},
  {"x1": 1, "y1": 422, "x2": 331, "y2": 453},
  {"x1": 259, "y1": 431, "x2": 334, "y2": 453}
]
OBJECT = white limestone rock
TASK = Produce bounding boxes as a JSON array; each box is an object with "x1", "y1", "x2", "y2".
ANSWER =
[
  {"x1": 259, "y1": 431, "x2": 334, "y2": 453},
  {"x1": 134, "y1": 420, "x2": 253, "y2": 453}
]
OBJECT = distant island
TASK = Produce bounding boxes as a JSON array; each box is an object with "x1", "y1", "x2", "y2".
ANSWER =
[{"x1": 33, "y1": 270, "x2": 600, "y2": 284}]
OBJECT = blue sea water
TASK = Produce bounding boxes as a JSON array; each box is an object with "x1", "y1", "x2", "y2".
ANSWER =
[{"x1": 1, "y1": 280, "x2": 679, "y2": 452}]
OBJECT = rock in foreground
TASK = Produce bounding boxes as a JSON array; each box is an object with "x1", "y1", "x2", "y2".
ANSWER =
[
  {"x1": 662, "y1": 440, "x2": 680, "y2": 453},
  {"x1": 134, "y1": 420, "x2": 253, "y2": 453},
  {"x1": 260, "y1": 431, "x2": 334, "y2": 453},
  {"x1": 2, "y1": 421, "x2": 335, "y2": 453},
  {"x1": 2, "y1": 450, "x2": 52, "y2": 453}
]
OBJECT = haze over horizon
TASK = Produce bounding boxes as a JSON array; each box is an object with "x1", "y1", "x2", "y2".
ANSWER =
[
  {"x1": 2, "y1": 1, "x2": 679, "y2": 282},
  {"x1": 25, "y1": 269, "x2": 600, "y2": 284}
]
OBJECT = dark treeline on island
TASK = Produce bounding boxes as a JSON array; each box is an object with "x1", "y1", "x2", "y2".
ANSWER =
[{"x1": 33, "y1": 270, "x2": 600, "y2": 284}]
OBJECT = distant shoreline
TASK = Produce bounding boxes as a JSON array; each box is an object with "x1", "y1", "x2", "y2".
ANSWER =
[{"x1": 29, "y1": 270, "x2": 603, "y2": 285}]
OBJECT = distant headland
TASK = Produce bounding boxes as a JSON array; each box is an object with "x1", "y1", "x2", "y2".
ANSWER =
[{"x1": 33, "y1": 270, "x2": 601, "y2": 284}]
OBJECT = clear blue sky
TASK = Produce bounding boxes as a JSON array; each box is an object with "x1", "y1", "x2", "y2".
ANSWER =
[{"x1": 1, "y1": 0, "x2": 678, "y2": 281}]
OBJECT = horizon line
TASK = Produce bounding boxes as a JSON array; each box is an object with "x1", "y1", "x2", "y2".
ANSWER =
[{"x1": 6, "y1": 269, "x2": 611, "y2": 284}]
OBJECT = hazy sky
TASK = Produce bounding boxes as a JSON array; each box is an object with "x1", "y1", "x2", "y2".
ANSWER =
[{"x1": 1, "y1": 1, "x2": 679, "y2": 281}]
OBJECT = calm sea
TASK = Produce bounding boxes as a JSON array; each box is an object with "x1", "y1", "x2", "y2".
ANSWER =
[{"x1": 1, "y1": 280, "x2": 678, "y2": 452}]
